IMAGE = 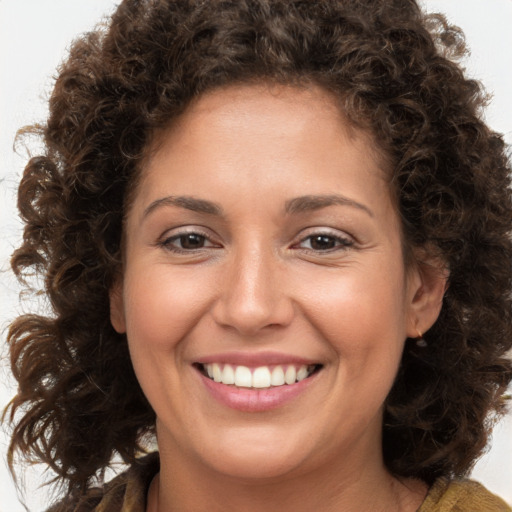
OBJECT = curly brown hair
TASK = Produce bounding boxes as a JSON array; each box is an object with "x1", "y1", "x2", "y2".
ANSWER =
[{"x1": 6, "y1": 0, "x2": 512, "y2": 501}]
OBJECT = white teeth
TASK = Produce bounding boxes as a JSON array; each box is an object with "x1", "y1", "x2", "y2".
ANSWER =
[
  {"x1": 296, "y1": 365, "x2": 309, "y2": 381},
  {"x1": 212, "y1": 363, "x2": 222, "y2": 382},
  {"x1": 221, "y1": 364, "x2": 235, "y2": 385},
  {"x1": 284, "y1": 365, "x2": 297, "y2": 385},
  {"x1": 270, "y1": 366, "x2": 285, "y2": 386},
  {"x1": 234, "y1": 365, "x2": 252, "y2": 387},
  {"x1": 203, "y1": 363, "x2": 315, "y2": 388},
  {"x1": 252, "y1": 367, "x2": 271, "y2": 388}
]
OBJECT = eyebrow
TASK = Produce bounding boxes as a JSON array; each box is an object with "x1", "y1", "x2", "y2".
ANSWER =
[
  {"x1": 285, "y1": 194, "x2": 373, "y2": 217},
  {"x1": 143, "y1": 196, "x2": 223, "y2": 219},
  {"x1": 142, "y1": 193, "x2": 373, "y2": 220}
]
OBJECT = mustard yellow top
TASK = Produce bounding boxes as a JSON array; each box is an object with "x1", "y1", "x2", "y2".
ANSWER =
[
  {"x1": 418, "y1": 477, "x2": 511, "y2": 512},
  {"x1": 48, "y1": 453, "x2": 511, "y2": 511}
]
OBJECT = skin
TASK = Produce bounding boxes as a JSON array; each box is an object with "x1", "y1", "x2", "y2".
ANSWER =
[{"x1": 110, "y1": 83, "x2": 447, "y2": 511}]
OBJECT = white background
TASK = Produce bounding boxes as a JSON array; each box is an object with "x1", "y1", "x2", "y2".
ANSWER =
[{"x1": 1, "y1": 1, "x2": 511, "y2": 510}]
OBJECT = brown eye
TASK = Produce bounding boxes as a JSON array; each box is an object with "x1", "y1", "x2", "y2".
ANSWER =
[
  {"x1": 160, "y1": 231, "x2": 216, "y2": 252},
  {"x1": 309, "y1": 235, "x2": 337, "y2": 250},
  {"x1": 178, "y1": 233, "x2": 206, "y2": 249},
  {"x1": 297, "y1": 233, "x2": 353, "y2": 252}
]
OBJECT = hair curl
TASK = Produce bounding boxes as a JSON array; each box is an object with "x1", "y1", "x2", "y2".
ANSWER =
[{"x1": 6, "y1": 0, "x2": 512, "y2": 501}]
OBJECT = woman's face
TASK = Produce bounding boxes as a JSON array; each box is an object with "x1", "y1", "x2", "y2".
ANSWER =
[{"x1": 111, "y1": 83, "x2": 440, "y2": 481}]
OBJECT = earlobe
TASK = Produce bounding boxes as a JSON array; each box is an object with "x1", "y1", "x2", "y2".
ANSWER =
[
  {"x1": 109, "y1": 280, "x2": 127, "y2": 334},
  {"x1": 406, "y1": 254, "x2": 449, "y2": 338}
]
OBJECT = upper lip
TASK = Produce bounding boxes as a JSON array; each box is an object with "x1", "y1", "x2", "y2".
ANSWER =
[{"x1": 195, "y1": 351, "x2": 321, "y2": 367}]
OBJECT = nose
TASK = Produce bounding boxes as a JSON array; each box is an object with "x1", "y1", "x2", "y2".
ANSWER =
[{"x1": 211, "y1": 245, "x2": 294, "y2": 336}]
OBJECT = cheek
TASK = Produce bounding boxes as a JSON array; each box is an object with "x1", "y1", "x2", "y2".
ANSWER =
[
  {"x1": 122, "y1": 265, "x2": 213, "y2": 353},
  {"x1": 299, "y1": 262, "x2": 408, "y2": 360}
]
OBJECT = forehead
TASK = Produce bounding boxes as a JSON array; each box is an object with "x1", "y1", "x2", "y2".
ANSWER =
[
  {"x1": 144, "y1": 82, "x2": 388, "y2": 174},
  {"x1": 129, "y1": 83, "x2": 393, "y2": 219}
]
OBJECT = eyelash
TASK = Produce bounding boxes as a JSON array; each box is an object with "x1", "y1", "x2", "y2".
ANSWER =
[
  {"x1": 294, "y1": 232, "x2": 354, "y2": 252},
  {"x1": 158, "y1": 229, "x2": 353, "y2": 254},
  {"x1": 158, "y1": 230, "x2": 218, "y2": 254}
]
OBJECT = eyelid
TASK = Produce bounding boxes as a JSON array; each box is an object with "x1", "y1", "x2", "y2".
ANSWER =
[
  {"x1": 292, "y1": 227, "x2": 355, "y2": 251},
  {"x1": 156, "y1": 225, "x2": 354, "y2": 253},
  {"x1": 157, "y1": 226, "x2": 221, "y2": 252}
]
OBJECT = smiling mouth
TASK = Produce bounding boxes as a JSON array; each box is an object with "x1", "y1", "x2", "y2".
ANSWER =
[{"x1": 195, "y1": 363, "x2": 322, "y2": 389}]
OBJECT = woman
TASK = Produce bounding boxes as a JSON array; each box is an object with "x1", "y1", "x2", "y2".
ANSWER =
[{"x1": 5, "y1": 0, "x2": 512, "y2": 510}]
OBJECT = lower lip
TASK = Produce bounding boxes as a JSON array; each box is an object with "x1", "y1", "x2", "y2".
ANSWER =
[{"x1": 198, "y1": 370, "x2": 318, "y2": 412}]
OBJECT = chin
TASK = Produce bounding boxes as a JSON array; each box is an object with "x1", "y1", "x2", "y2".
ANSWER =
[
  {"x1": 193, "y1": 426, "x2": 315, "y2": 481},
  {"x1": 205, "y1": 449, "x2": 305, "y2": 481}
]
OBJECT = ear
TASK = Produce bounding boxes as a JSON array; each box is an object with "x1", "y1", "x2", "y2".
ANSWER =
[
  {"x1": 109, "y1": 278, "x2": 127, "y2": 334},
  {"x1": 405, "y1": 251, "x2": 449, "y2": 338}
]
